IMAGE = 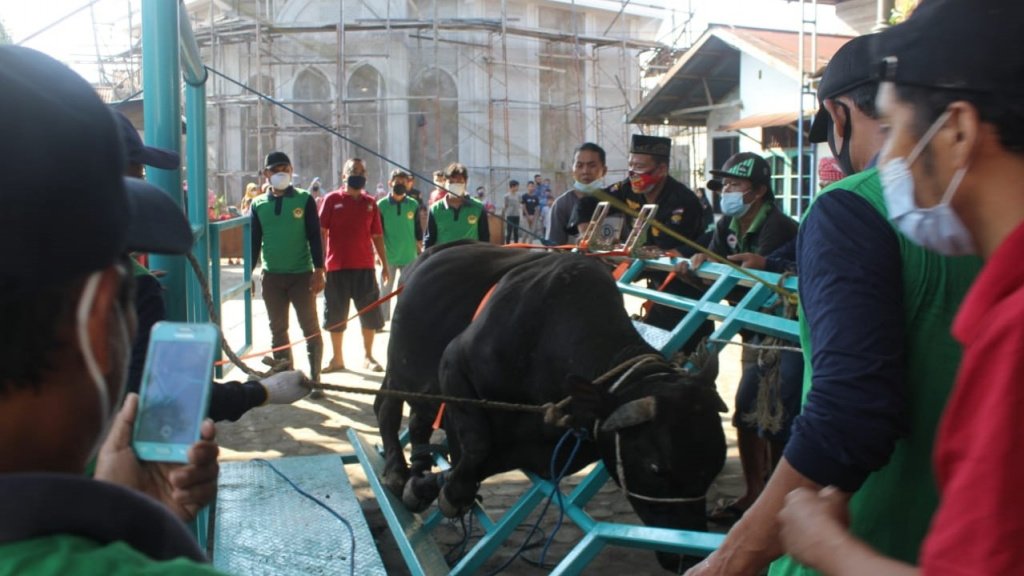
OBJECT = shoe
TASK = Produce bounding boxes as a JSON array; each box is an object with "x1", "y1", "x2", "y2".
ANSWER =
[
  {"x1": 260, "y1": 371, "x2": 312, "y2": 404},
  {"x1": 322, "y1": 361, "x2": 346, "y2": 374},
  {"x1": 364, "y1": 357, "x2": 384, "y2": 372},
  {"x1": 308, "y1": 386, "x2": 325, "y2": 399}
]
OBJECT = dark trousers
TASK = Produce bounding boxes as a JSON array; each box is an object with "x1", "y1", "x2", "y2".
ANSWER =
[
  {"x1": 261, "y1": 271, "x2": 324, "y2": 381},
  {"x1": 505, "y1": 216, "x2": 520, "y2": 243}
]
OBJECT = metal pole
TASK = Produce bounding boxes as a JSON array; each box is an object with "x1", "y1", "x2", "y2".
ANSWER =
[{"x1": 142, "y1": 0, "x2": 186, "y2": 320}]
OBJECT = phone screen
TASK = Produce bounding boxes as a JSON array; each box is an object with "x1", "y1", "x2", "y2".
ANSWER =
[{"x1": 135, "y1": 339, "x2": 214, "y2": 444}]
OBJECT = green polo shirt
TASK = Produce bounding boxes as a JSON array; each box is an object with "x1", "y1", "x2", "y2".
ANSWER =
[
  {"x1": 429, "y1": 198, "x2": 486, "y2": 246},
  {"x1": 250, "y1": 187, "x2": 322, "y2": 274},
  {"x1": 377, "y1": 196, "x2": 420, "y2": 267},
  {"x1": 0, "y1": 535, "x2": 225, "y2": 575}
]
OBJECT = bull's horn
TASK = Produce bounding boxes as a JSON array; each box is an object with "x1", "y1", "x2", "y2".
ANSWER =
[{"x1": 600, "y1": 396, "x2": 657, "y2": 432}]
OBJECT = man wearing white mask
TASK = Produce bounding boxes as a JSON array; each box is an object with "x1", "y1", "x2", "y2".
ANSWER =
[
  {"x1": 548, "y1": 142, "x2": 607, "y2": 246},
  {"x1": 686, "y1": 32, "x2": 980, "y2": 576},
  {"x1": 779, "y1": 1, "x2": 1024, "y2": 574},
  {"x1": 423, "y1": 162, "x2": 490, "y2": 248},
  {"x1": 251, "y1": 151, "x2": 326, "y2": 390},
  {"x1": 0, "y1": 45, "x2": 223, "y2": 573},
  {"x1": 697, "y1": 152, "x2": 798, "y2": 520}
]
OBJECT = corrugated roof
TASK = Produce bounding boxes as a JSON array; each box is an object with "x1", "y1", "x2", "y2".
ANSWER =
[{"x1": 629, "y1": 25, "x2": 856, "y2": 126}]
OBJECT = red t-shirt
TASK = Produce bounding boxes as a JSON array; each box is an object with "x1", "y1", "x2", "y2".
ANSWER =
[
  {"x1": 920, "y1": 221, "x2": 1024, "y2": 575},
  {"x1": 318, "y1": 188, "x2": 382, "y2": 271}
]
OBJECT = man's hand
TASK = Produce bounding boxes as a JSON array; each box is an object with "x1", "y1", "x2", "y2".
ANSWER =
[
  {"x1": 380, "y1": 265, "x2": 391, "y2": 288},
  {"x1": 779, "y1": 486, "x2": 851, "y2": 570},
  {"x1": 727, "y1": 252, "x2": 767, "y2": 270},
  {"x1": 95, "y1": 393, "x2": 219, "y2": 522},
  {"x1": 675, "y1": 252, "x2": 707, "y2": 275},
  {"x1": 310, "y1": 269, "x2": 325, "y2": 294}
]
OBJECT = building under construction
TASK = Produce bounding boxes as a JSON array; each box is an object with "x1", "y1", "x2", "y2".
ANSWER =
[{"x1": 177, "y1": 0, "x2": 691, "y2": 206}]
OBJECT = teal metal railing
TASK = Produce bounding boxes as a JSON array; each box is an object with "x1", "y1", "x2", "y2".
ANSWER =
[{"x1": 208, "y1": 217, "x2": 254, "y2": 379}]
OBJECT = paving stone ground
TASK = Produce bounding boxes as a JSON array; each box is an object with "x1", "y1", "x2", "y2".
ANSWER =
[{"x1": 214, "y1": 262, "x2": 746, "y2": 575}]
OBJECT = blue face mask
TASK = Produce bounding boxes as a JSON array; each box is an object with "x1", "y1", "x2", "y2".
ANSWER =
[
  {"x1": 881, "y1": 110, "x2": 975, "y2": 256},
  {"x1": 720, "y1": 191, "x2": 751, "y2": 218},
  {"x1": 573, "y1": 179, "x2": 605, "y2": 194}
]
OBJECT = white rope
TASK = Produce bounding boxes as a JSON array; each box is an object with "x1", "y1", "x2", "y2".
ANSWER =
[{"x1": 613, "y1": 432, "x2": 706, "y2": 504}]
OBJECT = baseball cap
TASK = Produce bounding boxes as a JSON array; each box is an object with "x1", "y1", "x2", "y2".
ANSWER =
[
  {"x1": 809, "y1": 34, "x2": 879, "y2": 143},
  {"x1": 709, "y1": 152, "x2": 773, "y2": 191},
  {"x1": 265, "y1": 151, "x2": 291, "y2": 169},
  {"x1": 112, "y1": 109, "x2": 180, "y2": 170},
  {"x1": 0, "y1": 46, "x2": 193, "y2": 288},
  {"x1": 877, "y1": 0, "x2": 1024, "y2": 96}
]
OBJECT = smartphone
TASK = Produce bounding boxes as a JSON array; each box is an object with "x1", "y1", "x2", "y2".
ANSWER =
[{"x1": 132, "y1": 321, "x2": 219, "y2": 463}]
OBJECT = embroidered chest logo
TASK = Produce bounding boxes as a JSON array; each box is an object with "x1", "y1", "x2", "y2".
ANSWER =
[
  {"x1": 727, "y1": 233, "x2": 738, "y2": 250},
  {"x1": 467, "y1": 214, "x2": 479, "y2": 225},
  {"x1": 293, "y1": 207, "x2": 304, "y2": 219},
  {"x1": 406, "y1": 211, "x2": 415, "y2": 220},
  {"x1": 626, "y1": 199, "x2": 641, "y2": 211}
]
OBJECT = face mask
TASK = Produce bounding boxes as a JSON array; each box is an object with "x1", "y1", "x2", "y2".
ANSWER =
[
  {"x1": 448, "y1": 182, "x2": 467, "y2": 197},
  {"x1": 269, "y1": 171, "x2": 291, "y2": 191},
  {"x1": 573, "y1": 178, "x2": 605, "y2": 194},
  {"x1": 392, "y1": 184, "x2": 407, "y2": 196},
  {"x1": 720, "y1": 191, "x2": 751, "y2": 218},
  {"x1": 346, "y1": 175, "x2": 367, "y2": 190},
  {"x1": 77, "y1": 271, "x2": 129, "y2": 460},
  {"x1": 827, "y1": 102, "x2": 856, "y2": 177},
  {"x1": 629, "y1": 170, "x2": 662, "y2": 194},
  {"x1": 881, "y1": 110, "x2": 974, "y2": 256}
]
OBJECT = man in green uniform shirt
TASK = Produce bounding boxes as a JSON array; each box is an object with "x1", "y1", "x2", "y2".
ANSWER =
[
  {"x1": 377, "y1": 169, "x2": 422, "y2": 322},
  {"x1": 424, "y1": 162, "x2": 490, "y2": 248},
  {"x1": 250, "y1": 151, "x2": 326, "y2": 388}
]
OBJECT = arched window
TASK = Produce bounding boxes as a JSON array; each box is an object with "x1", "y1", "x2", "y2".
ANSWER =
[
  {"x1": 347, "y1": 65, "x2": 386, "y2": 190},
  {"x1": 293, "y1": 67, "x2": 332, "y2": 191},
  {"x1": 409, "y1": 68, "x2": 458, "y2": 184}
]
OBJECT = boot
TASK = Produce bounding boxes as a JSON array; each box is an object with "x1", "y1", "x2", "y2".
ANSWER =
[{"x1": 307, "y1": 337, "x2": 325, "y2": 399}]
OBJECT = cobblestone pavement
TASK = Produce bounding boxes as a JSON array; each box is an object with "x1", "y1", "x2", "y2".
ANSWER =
[{"x1": 215, "y1": 263, "x2": 745, "y2": 575}]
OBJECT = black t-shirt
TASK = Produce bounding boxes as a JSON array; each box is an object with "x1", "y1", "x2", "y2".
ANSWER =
[
  {"x1": 522, "y1": 193, "x2": 540, "y2": 216},
  {"x1": 573, "y1": 176, "x2": 705, "y2": 256}
]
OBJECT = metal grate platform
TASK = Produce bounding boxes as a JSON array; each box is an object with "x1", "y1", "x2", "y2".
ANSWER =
[{"x1": 212, "y1": 454, "x2": 385, "y2": 576}]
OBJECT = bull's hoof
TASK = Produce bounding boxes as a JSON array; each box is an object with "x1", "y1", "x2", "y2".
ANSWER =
[
  {"x1": 401, "y1": 475, "x2": 441, "y2": 513},
  {"x1": 382, "y1": 470, "x2": 408, "y2": 498},
  {"x1": 437, "y1": 485, "x2": 469, "y2": 518}
]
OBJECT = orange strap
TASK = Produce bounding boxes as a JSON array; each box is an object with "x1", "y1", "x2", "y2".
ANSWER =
[
  {"x1": 641, "y1": 271, "x2": 677, "y2": 316},
  {"x1": 433, "y1": 281, "x2": 499, "y2": 430}
]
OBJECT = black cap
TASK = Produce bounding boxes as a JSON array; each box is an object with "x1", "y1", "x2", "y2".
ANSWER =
[
  {"x1": 0, "y1": 46, "x2": 193, "y2": 287},
  {"x1": 877, "y1": 0, "x2": 1024, "y2": 96},
  {"x1": 709, "y1": 152, "x2": 772, "y2": 188},
  {"x1": 265, "y1": 151, "x2": 292, "y2": 169},
  {"x1": 630, "y1": 134, "x2": 671, "y2": 158},
  {"x1": 809, "y1": 34, "x2": 879, "y2": 143},
  {"x1": 112, "y1": 109, "x2": 180, "y2": 170}
]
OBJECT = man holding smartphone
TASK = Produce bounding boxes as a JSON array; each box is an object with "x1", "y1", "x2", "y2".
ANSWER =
[{"x1": 0, "y1": 46, "x2": 225, "y2": 573}]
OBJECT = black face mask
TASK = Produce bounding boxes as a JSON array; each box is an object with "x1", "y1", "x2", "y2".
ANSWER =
[
  {"x1": 392, "y1": 184, "x2": 407, "y2": 196},
  {"x1": 826, "y1": 101, "x2": 855, "y2": 178},
  {"x1": 347, "y1": 175, "x2": 367, "y2": 189}
]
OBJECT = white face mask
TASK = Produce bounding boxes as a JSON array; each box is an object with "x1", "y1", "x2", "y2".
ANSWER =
[
  {"x1": 448, "y1": 182, "x2": 467, "y2": 197},
  {"x1": 76, "y1": 271, "x2": 129, "y2": 460},
  {"x1": 573, "y1": 178, "x2": 605, "y2": 194},
  {"x1": 720, "y1": 191, "x2": 751, "y2": 218},
  {"x1": 269, "y1": 171, "x2": 292, "y2": 191},
  {"x1": 881, "y1": 110, "x2": 975, "y2": 256}
]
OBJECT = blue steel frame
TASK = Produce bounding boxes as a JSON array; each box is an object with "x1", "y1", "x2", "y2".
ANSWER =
[
  {"x1": 351, "y1": 257, "x2": 801, "y2": 575},
  {"x1": 208, "y1": 218, "x2": 254, "y2": 379}
]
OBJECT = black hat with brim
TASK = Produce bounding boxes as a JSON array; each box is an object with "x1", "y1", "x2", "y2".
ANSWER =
[{"x1": 809, "y1": 34, "x2": 879, "y2": 143}]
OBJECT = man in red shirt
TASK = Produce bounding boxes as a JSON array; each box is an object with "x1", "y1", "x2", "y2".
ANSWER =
[
  {"x1": 778, "y1": 2, "x2": 1024, "y2": 574},
  {"x1": 319, "y1": 158, "x2": 390, "y2": 373}
]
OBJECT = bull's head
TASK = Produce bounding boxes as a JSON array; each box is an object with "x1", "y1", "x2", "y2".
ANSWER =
[{"x1": 566, "y1": 369, "x2": 727, "y2": 572}]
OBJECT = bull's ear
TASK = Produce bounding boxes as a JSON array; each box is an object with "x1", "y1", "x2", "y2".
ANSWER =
[
  {"x1": 564, "y1": 374, "x2": 613, "y2": 425},
  {"x1": 600, "y1": 396, "x2": 657, "y2": 432}
]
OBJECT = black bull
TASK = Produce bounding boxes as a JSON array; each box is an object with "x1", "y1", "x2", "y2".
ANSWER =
[{"x1": 374, "y1": 241, "x2": 727, "y2": 571}]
